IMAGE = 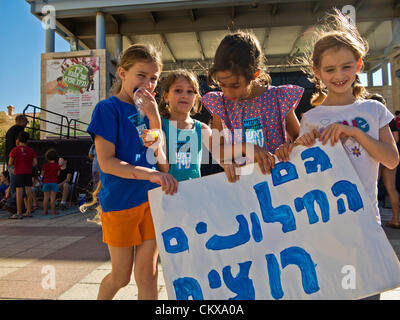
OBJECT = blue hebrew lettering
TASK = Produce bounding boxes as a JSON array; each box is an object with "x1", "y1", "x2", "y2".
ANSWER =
[
  {"x1": 265, "y1": 254, "x2": 284, "y2": 300},
  {"x1": 301, "y1": 147, "x2": 332, "y2": 174},
  {"x1": 250, "y1": 212, "x2": 263, "y2": 243},
  {"x1": 205, "y1": 215, "x2": 251, "y2": 250},
  {"x1": 173, "y1": 277, "x2": 204, "y2": 300},
  {"x1": 294, "y1": 190, "x2": 330, "y2": 224},
  {"x1": 208, "y1": 269, "x2": 222, "y2": 289},
  {"x1": 271, "y1": 161, "x2": 299, "y2": 186},
  {"x1": 280, "y1": 246, "x2": 320, "y2": 295},
  {"x1": 331, "y1": 180, "x2": 364, "y2": 214},
  {"x1": 354, "y1": 117, "x2": 369, "y2": 133},
  {"x1": 222, "y1": 261, "x2": 255, "y2": 300},
  {"x1": 196, "y1": 222, "x2": 207, "y2": 234},
  {"x1": 253, "y1": 181, "x2": 296, "y2": 233},
  {"x1": 162, "y1": 227, "x2": 189, "y2": 254}
]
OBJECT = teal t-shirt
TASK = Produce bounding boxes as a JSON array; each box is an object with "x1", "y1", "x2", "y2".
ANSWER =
[
  {"x1": 87, "y1": 96, "x2": 158, "y2": 212},
  {"x1": 162, "y1": 117, "x2": 202, "y2": 182}
]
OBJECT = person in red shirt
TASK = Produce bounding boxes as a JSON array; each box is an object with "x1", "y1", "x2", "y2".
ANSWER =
[
  {"x1": 8, "y1": 131, "x2": 37, "y2": 219},
  {"x1": 395, "y1": 110, "x2": 400, "y2": 130},
  {"x1": 41, "y1": 149, "x2": 61, "y2": 216}
]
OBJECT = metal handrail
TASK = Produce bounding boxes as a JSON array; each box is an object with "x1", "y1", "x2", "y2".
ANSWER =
[{"x1": 22, "y1": 104, "x2": 89, "y2": 139}]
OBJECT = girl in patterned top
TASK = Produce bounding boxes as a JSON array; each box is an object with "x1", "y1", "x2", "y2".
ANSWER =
[{"x1": 202, "y1": 31, "x2": 304, "y2": 182}]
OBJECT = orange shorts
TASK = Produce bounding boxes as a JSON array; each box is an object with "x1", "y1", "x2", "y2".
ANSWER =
[{"x1": 100, "y1": 201, "x2": 156, "y2": 248}]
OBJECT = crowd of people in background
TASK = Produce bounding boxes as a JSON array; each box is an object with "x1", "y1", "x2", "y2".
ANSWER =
[{"x1": 1, "y1": 114, "x2": 98, "y2": 219}]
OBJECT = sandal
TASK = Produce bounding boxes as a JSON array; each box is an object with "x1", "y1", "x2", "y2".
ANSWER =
[
  {"x1": 385, "y1": 222, "x2": 400, "y2": 229},
  {"x1": 22, "y1": 212, "x2": 33, "y2": 218},
  {"x1": 9, "y1": 214, "x2": 23, "y2": 219}
]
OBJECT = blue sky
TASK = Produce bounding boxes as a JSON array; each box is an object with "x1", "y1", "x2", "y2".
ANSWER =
[{"x1": 0, "y1": 0, "x2": 69, "y2": 114}]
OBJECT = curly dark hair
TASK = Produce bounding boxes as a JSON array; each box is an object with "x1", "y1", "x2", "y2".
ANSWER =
[
  {"x1": 45, "y1": 148, "x2": 58, "y2": 161},
  {"x1": 207, "y1": 31, "x2": 271, "y2": 86}
]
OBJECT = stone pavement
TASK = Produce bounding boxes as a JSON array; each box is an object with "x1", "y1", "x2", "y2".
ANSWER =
[{"x1": 0, "y1": 205, "x2": 399, "y2": 300}]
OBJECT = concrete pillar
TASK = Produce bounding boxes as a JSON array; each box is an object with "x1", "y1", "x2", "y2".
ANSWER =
[
  {"x1": 392, "y1": 17, "x2": 400, "y2": 49},
  {"x1": 390, "y1": 49, "x2": 400, "y2": 110},
  {"x1": 96, "y1": 12, "x2": 106, "y2": 49},
  {"x1": 114, "y1": 34, "x2": 122, "y2": 60},
  {"x1": 367, "y1": 71, "x2": 373, "y2": 87},
  {"x1": 45, "y1": 28, "x2": 55, "y2": 52},
  {"x1": 382, "y1": 60, "x2": 389, "y2": 86}
]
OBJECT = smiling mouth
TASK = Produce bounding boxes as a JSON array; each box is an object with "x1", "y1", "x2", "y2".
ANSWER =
[{"x1": 332, "y1": 80, "x2": 347, "y2": 86}]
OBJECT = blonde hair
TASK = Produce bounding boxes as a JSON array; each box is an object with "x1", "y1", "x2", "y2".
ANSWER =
[
  {"x1": 299, "y1": 9, "x2": 369, "y2": 106},
  {"x1": 109, "y1": 43, "x2": 163, "y2": 96},
  {"x1": 158, "y1": 69, "x2": 202, "y2": 118},
  {"x1": 80, "y1": 181, "x2": 102, "y2": 225}
]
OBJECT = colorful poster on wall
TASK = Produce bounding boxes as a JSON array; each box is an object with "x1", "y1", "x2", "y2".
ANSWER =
[
  {"x1": 149, "y1": 142, "x2": 400, "y2": 300},
  {"x1": 45, "y1": 57, "x2": 100, "y2": 138}
]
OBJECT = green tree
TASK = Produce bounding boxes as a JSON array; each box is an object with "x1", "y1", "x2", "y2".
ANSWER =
[
  {"x1": 0, "y1": 128, "x2": 5, "y2": 163},
  {"x1": 26, "y1": 120, "x2": 40, "y2": 140}
]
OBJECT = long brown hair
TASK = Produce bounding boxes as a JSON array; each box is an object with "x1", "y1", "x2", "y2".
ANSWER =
[
  {"x1": 299, "y1": 9, "x2": 369, "y2": 106},
  {"x1": 80, "y1": 180, "x2": 102, "y2": 225},
  {"x1": 109, "y1": 43, "x2": 163, "y2": 96},
  {"x1": 207, "y1": 30, "x2": 271, "y2": 87},
  {"x1": 158, "y1": 69, "x2": 202, "y2": 118}
]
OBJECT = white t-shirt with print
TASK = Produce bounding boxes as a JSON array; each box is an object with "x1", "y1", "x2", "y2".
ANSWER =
[{"x1": 299, "y1": 99, "x2": 394, "y2": 224}]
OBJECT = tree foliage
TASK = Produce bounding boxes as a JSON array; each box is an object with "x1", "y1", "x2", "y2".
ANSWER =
[{"x1": 26, "y1": 120, "x2": 41, "y2": 140}]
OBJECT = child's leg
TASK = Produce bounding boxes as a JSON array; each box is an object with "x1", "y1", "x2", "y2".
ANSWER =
[
  {"x1": 43, "y1": 191, "x2": 49, "y2": 215},
  {"x1": 16, "y1": 187, "x2": 23, "y2": 215},
  {"x1": 383, "y1": 167, "x2": 400, "y2": 225},
  {"x1": 24, "y1": 187, "x2": 33, "y2": 214},
  {"x1": 50, "y1": 191, "x2": 57, "y2": 214},
  {"x1": 62, "y1": 183, "x2": 70, "y2": 203},
  {"x1": 32, "y1": 189, "x2": 38, "y2": 207},
  {"x1": 97, "y1": 245, "x2": 134, "y2": 300},
  {"x1": 134, "y1": 239, "x2": 159, "y2": 300}
]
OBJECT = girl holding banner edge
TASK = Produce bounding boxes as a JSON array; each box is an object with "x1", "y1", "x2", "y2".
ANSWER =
[
  {"x1": 86, "y1": 44, "x2": 178, "y2": 300},
  {"x1": 202, "y1": 31, "x2": 304, "y2": 183},
  {"x1": 276, "y1": 9, "x2": 399, "y2": 300},
  {"x1": 277, "y1": 9, "x2": 399, "y2": 226}
]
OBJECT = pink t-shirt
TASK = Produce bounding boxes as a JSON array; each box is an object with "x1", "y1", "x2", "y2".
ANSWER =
[{"x1": 201, "y1": 85, "x2": 304, "y2": 153}]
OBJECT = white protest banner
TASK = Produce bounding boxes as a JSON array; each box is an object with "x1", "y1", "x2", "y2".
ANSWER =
[{"x1": 149, "y1": 141, "x2": 400, "y2": 300}]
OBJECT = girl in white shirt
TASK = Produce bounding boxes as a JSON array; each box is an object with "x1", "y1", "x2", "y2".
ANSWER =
[{"x1": 275, "y1": 9, "x2": 399, "y2": 225}]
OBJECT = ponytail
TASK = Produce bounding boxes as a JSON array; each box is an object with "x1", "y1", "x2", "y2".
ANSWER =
[
  {"x1": 310, "y1": 79, "x2": 327, "y2": 106},
  {"x1": 352, "y1": 74, "x2": 369, "y2": 99},
  {"x1": 109, "y1": 78, "x2": 122, "y2": 97},
  {"x1": 80, "y1": 180, "x2": 102, "y2": 225}
]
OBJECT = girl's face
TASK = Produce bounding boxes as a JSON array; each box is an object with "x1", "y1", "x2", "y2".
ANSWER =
[
  {"x1": 119, "y1": 60, "x2": 160, "y2": 98},
  {"x1": 164, "y1": 76, "x2": 197, "y2": 115},
  {"x1": 314, "y1": 47, "x2": 362, "y2": 97},
  {"x1": 215, "y1": 70, "x2": 251, "y2": 102}
]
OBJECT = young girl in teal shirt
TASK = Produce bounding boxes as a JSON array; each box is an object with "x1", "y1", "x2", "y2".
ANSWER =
[{"x1": 144, "y1": 69, "x2": 212, "y2": 181}]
